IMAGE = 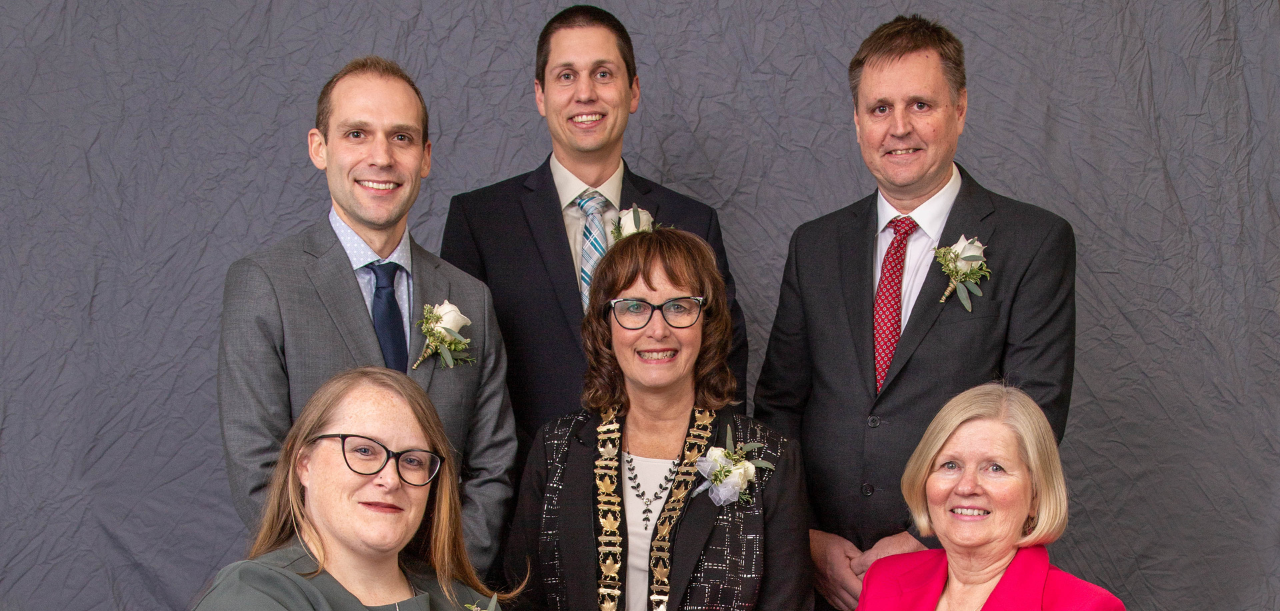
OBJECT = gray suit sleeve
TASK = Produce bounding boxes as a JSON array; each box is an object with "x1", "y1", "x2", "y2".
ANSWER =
[
  {"x1": 458, "y1": 286, "x2": 517, "y2": 574},
  {"x1": 217, "y1": 258, "x2": 291, "y2": 529}
]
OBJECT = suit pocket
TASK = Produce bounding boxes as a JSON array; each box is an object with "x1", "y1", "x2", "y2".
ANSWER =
[{"x1": 935, "y1": 296, "x2": 1004, "y2": 324}]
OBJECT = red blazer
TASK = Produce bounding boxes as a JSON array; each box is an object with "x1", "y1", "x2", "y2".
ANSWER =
[{"x1": 858, "y1": 546, "x2": 1124, "y2": 611}]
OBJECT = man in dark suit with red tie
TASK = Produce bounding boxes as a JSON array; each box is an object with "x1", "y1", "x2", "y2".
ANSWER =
[
  {"x1": 441, "y1": 5, "x2": 748, "y2": 459},
  {"x1": 754, "y1": 15, "x2": 1076, "y2": 610}
]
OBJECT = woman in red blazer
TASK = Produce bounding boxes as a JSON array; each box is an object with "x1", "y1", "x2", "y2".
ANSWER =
[{"x1": 858, "y1": 384, "x2": 1124, "y2": 611}]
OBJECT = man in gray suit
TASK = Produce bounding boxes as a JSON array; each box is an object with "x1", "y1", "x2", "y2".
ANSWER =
[{"x1": 218, "y1": 56, "x2": 516, "y2": 574}]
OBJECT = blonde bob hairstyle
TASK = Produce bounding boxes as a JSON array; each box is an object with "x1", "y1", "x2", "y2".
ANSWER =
[
  {"x1": 248, "y1": 367, "x2": 514, "y2": 604},
  {"x1": 900, "y1": 382, "x2": 1068, "y2": 547}
]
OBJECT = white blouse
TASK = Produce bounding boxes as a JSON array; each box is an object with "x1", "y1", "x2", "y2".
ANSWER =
[{"x1": 621, "y1": 452, "x2": 678, "y2": 611}]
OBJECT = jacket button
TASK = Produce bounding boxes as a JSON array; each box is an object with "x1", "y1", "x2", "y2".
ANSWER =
[
  {"x1": 861, "y1": 483, "x2": 875, "y2": 496},
  {"x1": 867, "y1": 415, "x2": 880, "y2": 428}
]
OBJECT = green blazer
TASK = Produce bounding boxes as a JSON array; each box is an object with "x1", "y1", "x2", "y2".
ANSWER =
[{"x1": 195, "y1": 541, "x2": 497, "y2": 611}]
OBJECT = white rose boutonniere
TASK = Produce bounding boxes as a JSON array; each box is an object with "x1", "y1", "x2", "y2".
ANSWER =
[
  {"x1": 934, "y1": 235, "x2": 991, "y2": 312},
  {"x1": 693, "y1": 425, "x2": 775, "y2": 506},
  {"x1": 411, "y1": 300, "x2": 475, "y2": 369},
  {"x1": 610, "y1": 206, "x2": 654, "y2": 241}
]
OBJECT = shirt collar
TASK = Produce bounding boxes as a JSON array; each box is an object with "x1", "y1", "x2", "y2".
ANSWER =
[
  {"x1": 875, "y1": 163, "x2": 962, "y2": 240},
  {"x1": 328, "y1": 208, "x2": 413, "y2": 273},
  {"x1": 549, "y1": 153, "x2": 625, "y2": 210}
]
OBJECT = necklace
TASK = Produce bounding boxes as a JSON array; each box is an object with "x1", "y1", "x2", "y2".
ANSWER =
[{"x1": 623, "y1": 453, "x2": 678, "y2": 531}]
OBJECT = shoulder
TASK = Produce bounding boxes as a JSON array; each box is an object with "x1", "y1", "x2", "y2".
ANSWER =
[
  {"x1": 236, "y1": 222, "x2": 330, "y2": 267},
  {"x1": 790, "y1": 194, "x2": 875, "y2": 246},
  {"x1": 451, "y1": 170, "x2": 538, "y2": 208},
  {"x1": 411, "y1": 241, "x2": 492, "y2": 296},
  {"x1": 868, "y1": 548, "x2": 946, "y2": 578},
  {"x1": 194, "y1": 555, "x2": 319, "y2": 610},
  {"x1": 1043, "y1": 564, "x2": 1126, "y2": 610},
  {"x1": 963, "y1": 175, "x2": 1073, "y2": 238}
]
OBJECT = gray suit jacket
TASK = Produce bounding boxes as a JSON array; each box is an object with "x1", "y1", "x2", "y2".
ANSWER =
[{"x1": 217, "y1": 220, "x2": 516, "y2": 573}]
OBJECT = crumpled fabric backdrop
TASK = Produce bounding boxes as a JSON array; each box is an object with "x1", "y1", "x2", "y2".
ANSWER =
[{"x1": 1, "y1": 0, "x2": 1276, "y2": 609}]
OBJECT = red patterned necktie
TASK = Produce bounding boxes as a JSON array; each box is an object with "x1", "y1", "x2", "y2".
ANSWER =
[{"x1": 873, "y1": 216, "x2": 919, "y2": 392}]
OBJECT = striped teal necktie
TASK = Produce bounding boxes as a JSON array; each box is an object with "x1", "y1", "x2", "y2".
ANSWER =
[{"x1": 576, "y1": 189, "x2": 609, "y2": 311}]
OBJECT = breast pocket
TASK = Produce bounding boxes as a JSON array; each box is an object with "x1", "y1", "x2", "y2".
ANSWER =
[{"x1": 934, "y1": 296, "x2": 1004, "y2": 325}]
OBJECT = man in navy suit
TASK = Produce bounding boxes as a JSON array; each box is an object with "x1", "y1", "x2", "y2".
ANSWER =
[
  {"x1": 754, "y1": 15, "x2": 1076, "y2": 610},
  {"x1": 442, "y1": 5, "x2": 748, "y2": 455}
]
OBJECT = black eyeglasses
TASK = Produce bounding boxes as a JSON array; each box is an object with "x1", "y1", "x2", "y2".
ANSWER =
[
  {"x1": 311, "y1": 434, "x2": 443, "y2": 487},
  {"x1": 607, "y1": 296, "x2": 706, "y2": 330}
]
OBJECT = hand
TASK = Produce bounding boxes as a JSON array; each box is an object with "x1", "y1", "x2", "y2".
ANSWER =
[
  {"x1": 809, "y1": 529, "x2": 865, "y2": 611},
  {"x1": 849, "y1": 531, "x2": 926, "y2": 576}
]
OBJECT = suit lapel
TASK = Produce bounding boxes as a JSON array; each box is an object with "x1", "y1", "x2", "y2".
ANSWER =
[
  {"x1": 520, "y1": 158, "x2": 587, "y2": 352},
  {"x1": 563, "y1": 417, "x2": 603, "y2": 611},
  {"x1": 665, "y1": 412, "x2": 728, "y2": 611},
  {"x1": 406, "y1": 240, "x2": 442, "y2": 390},
  {"x1": 837, "y1": 196, "x2": 881, "y2": 401},
  {"x1": 620, "y1": 163, "x2": 661, "y2": 222},
  {"x1": 303, "y1": 223, "x2": 384, "y2": 367},
  {"x1": 880, "y1": 165, "x2": 997, "y2": 393}
]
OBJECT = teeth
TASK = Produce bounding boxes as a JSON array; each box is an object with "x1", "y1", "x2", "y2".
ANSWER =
[
  {"x1": 888, "y1": 149, "x2": 917, "y2": 155},
  {"x1": 640, "y1": 350, "x2": 676, "y2": 359},
  {"x1": 572, "y1": 114, "x2": 603, "y2": 123},
  {"x1": 951, "y1": 507, "x2": 990, "y2": 516},
  {"x1": 358, "y1": 180, "x2": 397, "y2": 190}
]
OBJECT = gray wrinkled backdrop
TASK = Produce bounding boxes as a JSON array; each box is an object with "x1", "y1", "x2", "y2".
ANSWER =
[{"x1": 1, "y1": 0, "x2": 1276, "y2": 609}]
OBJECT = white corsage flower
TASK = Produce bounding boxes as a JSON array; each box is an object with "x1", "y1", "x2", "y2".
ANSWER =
[
  {"x1": 694, "y1": 425, "x2": 773, "y2": 506},
  {"x1": 611, "y1": 206, "x2": 654, "y2": 240},
  {"x1": 934, "y1": 235, "x2": 992, "y2": 312},
  {"x1": 412, "y1": 300, "x2": 474, "y2": 369}
]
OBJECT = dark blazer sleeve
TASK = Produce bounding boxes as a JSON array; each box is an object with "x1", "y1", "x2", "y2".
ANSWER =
[
  {"x1": 217, "y1": 257, "x2": 291, "y2": 528},
  {"x1": 504, "y1": 428, "x2": 551, "y2": 611},
  {"x1": 757, "y1": 437, "x2": 815, "y2": 610},
  {"x1": 752, "y1": 229, "x2": 812, "y2": 441},
  {"x1": 441, "y1": 194, "x2": 487, "y2": 283},
  {"x1": 704, "y1": 208, "x2": 750, "y2": 406},
  {"x1": 1003, "y1": 217, "x2": 1075, "y2": 441}
]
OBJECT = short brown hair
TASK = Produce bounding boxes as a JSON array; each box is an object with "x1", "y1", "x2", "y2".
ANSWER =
[
  {"x1": 248, "y1": 367, "x2": 514, "y2": 604},
  {"x1": 581, "y1": 228, "x2": 736, "y2": 414},
  {"x1": 315, "y1": 56, "x2": 429, "y2": 142},
  {"x1": 535, "y1": 5, "x2": 636, "y2": 87},
  {"x1": 900, "y1": 383, "x2": 1069, "y2": 547},
  {"x1": 848, "y1": 14, "x2": 965, "y2": 104}
]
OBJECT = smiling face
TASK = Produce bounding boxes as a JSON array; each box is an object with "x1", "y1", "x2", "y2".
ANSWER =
[
  {"x1": 854, "y1": 49, "x2": 966, "y2": 211},
  {"x1": 297, "y1": 383, "x2": 433, "y2": 563},
  {"x1": 308, "y1": 73, "x2": 432, "y2": 239},
  {"x1": 925, "y1": 418, "x2": 1035, "y2": 555},
  {"x1": 535, "y1": 25, "x2": 639, "y2": 168},
  {"x1": 610, "y1": 265, "x2": 702, "y2": 402}
]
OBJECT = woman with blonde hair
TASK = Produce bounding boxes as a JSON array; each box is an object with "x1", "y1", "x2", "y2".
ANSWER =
[
  {"x1": 857, "y1": 382, "x2": 1122, "y2": 610},
  {"x1": 197, "y1": 367, "x2": 514, "y2": 610}
]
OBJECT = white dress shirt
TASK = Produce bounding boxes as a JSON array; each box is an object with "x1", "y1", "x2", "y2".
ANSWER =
[
  {"x1": 873, "y1": 164, "x2": 962, "y2": 330},
  {"x1": 549, "y1": 153, "x2": 625, "y2": 295},
  {"x1": 329, "y1": 208, "x2": 413, "y2": 349}
]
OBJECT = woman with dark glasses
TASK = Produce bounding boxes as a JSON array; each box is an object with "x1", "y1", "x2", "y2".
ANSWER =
[
  {"x1": 504, "y1": 228, "x2": 812, "y2": 611},
  {"x1": 197, "y1": 367, "x2": 514, "y2": 610}
]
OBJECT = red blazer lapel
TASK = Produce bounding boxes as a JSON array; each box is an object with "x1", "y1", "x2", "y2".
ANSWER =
[{"x1": 982, "y1": 545, "x2": 1049, "y2": 610}]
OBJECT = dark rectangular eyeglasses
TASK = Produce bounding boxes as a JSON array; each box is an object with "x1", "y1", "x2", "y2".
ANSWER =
[{"x1": 311, "y1": 433, "x2": 443, "y2": 487}]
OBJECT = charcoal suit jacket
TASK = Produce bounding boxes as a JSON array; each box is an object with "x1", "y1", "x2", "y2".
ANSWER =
[
  {"x1": 441, "y1": 157, "x2": 749, "y2": 446},
  {"x1": 217, "y1": 220, "x2": 516, "y2": 573},
  {"x1": 754, "y1": 166, "x2": 1075, "y2": 552}
]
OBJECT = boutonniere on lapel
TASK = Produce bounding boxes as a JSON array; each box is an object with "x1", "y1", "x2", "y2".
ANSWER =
[
  {"x1": 934, "y1": 235, "x2": 991, "y2": 312},
  {"x1": 411, "y1": 300, "x2": 475, "y2": 369},
  {"x1": 610, "y1": 205, "x2": 654, "y2": 241},
  {"x1": 693, "y1": 425, "x2": 775, "y2": 506},
  {"x1": 464, "y1": 594, "x2": 498, "y2": 611}
]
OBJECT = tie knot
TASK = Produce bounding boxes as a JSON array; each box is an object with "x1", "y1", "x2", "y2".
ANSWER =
[
  {"x1": 367, "y1": 262, "x2": 401, "y2": 289},
  {"x1": 575, "y1": 190, "x2": 608, "y2": 216},
  {"x1": 889, "y1": 216, "x2": 919, "y2": 238}
]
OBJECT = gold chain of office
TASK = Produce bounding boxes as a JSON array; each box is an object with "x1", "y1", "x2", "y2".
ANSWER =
[{"x1": 594, "y1": 406, "x2": 714, "y2": 611}]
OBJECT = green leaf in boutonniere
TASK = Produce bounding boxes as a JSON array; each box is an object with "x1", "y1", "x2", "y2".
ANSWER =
[
  {"x1": 934, "y1": 235, "x2": 991, "y2": 312},
  {"x1": 412, "y1": 300, "x2": 477, "y2": 369}
]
